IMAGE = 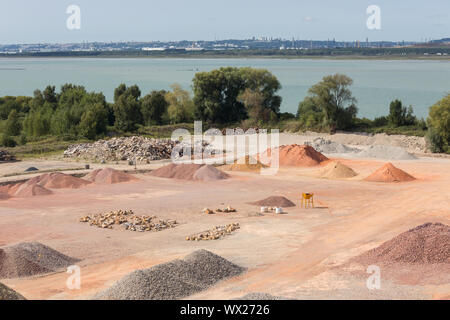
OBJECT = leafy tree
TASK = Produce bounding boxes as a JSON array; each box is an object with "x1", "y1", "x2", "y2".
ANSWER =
[
  {"x1": 238, "y1": 88, "x2": 272, "y2": 123},
  {"x1": 0, "y1": 134, "x2": 16, "y2": 147},
  {"x1": 296, "y1": 96, "x2": 325, "y2": 129},
  {"x1": 4, "y1": 109, "x2": 22, "y2": 136},
  {"x1": 427, "y1": 94, "x2": 450, "y2": 153},
  {"x1": 388, "y1": 100, "x2": 416, "y2": 127},
  {"x1": 303, "y1": 74, "x2": 358, "y2": 132},
  {"x1": 113, "y1": 84, "x2": 142, "y2": 131},
  {"x1": 43, "y1": 85, "x2": 57, "y2": 105},
  {"x1": 165, "y1": 84, "x2": 195, "y2": 124},
  {"x1": 140, "y1": 90, "x2": 168, "y2": 125},
  {"x1": 78, "y1": 103, "x2": 109, "y2": 139}
]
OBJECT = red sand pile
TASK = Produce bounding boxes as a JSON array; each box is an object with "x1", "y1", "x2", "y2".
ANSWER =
[
  {"x1": 364, "y1": 162, "x2": 415, "y2": 183},
  {"x1": 151, "y1": 163, "x2": 228, "y2": 181},
  {"x1": 249, "y1": 196, "x2": 296, "y2": 207},
  {"x1": 30, "y1": 172, "x2": 91, "y2": 189},
  {"x1": 353, "y1": 222, "x2": 450, "y2": 265},
  {"x1": 84, "y1": 168, "x2": 139, "y2": 184},
  {"x1": 261, "y1": 144, "x2": 328, "y2": 167}
]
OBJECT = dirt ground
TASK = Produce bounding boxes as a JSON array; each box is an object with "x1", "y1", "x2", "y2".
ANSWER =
[{"x1": 0, "y1": 149, "x2": 449, "y2": 300}]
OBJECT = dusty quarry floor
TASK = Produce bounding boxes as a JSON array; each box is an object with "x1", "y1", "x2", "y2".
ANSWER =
[{"x1": 0, "y1": 154, "x2": 449, "y2": 300}]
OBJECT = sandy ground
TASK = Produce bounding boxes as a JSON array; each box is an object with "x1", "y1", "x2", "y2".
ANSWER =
[{"x1": 0, "y1": 134, "x2": 449, "y2": 300}]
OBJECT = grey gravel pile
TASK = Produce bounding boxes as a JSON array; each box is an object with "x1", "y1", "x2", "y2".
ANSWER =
[
  {"x1": 0, "y1": 242, "x2": 79, "y2": 279},
  {"x1": 0, "y1": 282, "x2": 26, "y2": 300},
  {"x1": 356, "y1": 145, "x2": 417, "y2": 160},
  {"x1": 236, "y1": 292, "x2": 295, "y2": 300},
  {"x1": 305, "y1": 138, "x2": 359, "y2": 154},
  {"x1": 96, "y1": 249, "x2": 245, "y2": 300}
]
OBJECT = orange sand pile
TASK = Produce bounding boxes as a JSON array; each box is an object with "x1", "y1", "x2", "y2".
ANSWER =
[
  {"x1": 30, "y1": 172, "x2": 91, "y2": 189},
  {"x1": 261, "y1": 144, "x2": 328, "y2": 167},
  {"x1": 364, "y1": 163, "x2": 415, "y2": 183},
  {"x1": 227, "y1": 155, "x2": 267, "y2": 172},
  {"x1": 320, "y1": 161, "x2": 358, "y2": 179},
  {"x1": 151, "y1": 163, "x2": 228, "y2": 181},
  {"x1": 84, "y1": 168, "x2": 139, "y2": 184},
  {"x1": 11, "y1": 181, "x2": 53, "y2": 197}
]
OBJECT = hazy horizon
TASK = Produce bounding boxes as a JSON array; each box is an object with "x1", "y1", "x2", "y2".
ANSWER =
[{"x1": 1, "y1": 0, "x2": 449, "y2": 44}]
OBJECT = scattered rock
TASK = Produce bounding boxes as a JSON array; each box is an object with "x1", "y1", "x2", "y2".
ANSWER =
[
  {"x1": 186, "y1": 223, "x2": 240, "y2": 241},
  {"x1": 80, "y1": 209, "x2": 177, "y2": 232},
  {"x1": 0, "y1": 150, "x2": 15, "y2": 162}
]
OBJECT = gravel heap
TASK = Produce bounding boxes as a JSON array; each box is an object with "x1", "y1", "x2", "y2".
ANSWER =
[
  {"x1": 0, "y1": 282, "x2": 26, "y2": 300},
  {"x1": 353, "y1": 222, "x2": 450, "y2": 265},
  {"x1": 305, "y1": 138, "x2": 360, "y2": 154},
  {"x1": 356, "y1": 145, "x2": 417, "y2": 160},
  {"x1": 249, "y1": 196, "x2": 296, "y2": 207},
  {"x1": 63, "y1": 136, "x2": 214, "y2": 163},
  {"x1": 186, "y1": 223, "x2": 240, "y2": 241},
  {"x1": 0, "y1": 242, "x2": 79, "y2": 279},
  {"x1": 0, "y1": 150, "x2": 15, "y2": 162},
  {"x1": 96, "y1": 249, "x2": 245, "y2": 300},
  {"x1": 80, "y1": 209, "x2": 177, "y2": 232}
]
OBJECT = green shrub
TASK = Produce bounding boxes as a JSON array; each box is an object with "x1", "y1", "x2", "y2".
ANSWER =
[{"x1": 0, "y1": 134, "x2": 17, "y2": 147}]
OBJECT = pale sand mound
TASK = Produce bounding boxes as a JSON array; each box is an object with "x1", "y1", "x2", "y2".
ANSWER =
[
  {"x1": 0, "y1": 242, "x2": 79, "y2": 279},
  {"x1": 226, "y1": 155, "x2": 268, "y2": 172},
  {"x1": 320, "y1": 161, "x2": 358, "y2": 179},
  {"x1": 96, "y1": 250, "x2": 245, "y2": 300},
  {"x1": 31, "y1": 172, "x2": 91, "y2": 189},
  {"x1": 353, "y1": 223, "x2": 450, "y2": 265},
  {"x1": 0, "y1": 282, "x2": 26, "y2": 300},
  {"x1": 151, "y1": 163, "x2": 228, "y2": 181},
  {"x1": 84, "y1": 168, "x2": 139, "y2": 184},
  {"x1": 261, "y1": 144, "x2": 328, "y2": 167},
  {"x1": 12, "y1": 181, "x2": 53, "y2": 197},
  {"x1": 364, "y1": 163, "x2": 415, "y2": 182},
  {"x1": 249, "y1": 196, "x2": 296, "y2": 207},
  {"x1": 192, "y1": 165, "x2": 229, "y2": 181}
]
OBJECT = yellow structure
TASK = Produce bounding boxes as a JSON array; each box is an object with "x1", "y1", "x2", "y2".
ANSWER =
[{"x1": 301, "y1": 193, "x2": 314, "y2": 208}]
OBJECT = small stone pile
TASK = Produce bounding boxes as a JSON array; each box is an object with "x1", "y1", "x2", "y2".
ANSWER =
[
  {"x1": 79, "y1": 210, "x2": 177, "y2": 232},
  {"x1": 64, "y1": 136, "x2": 192, "y2": 163},
  {"x1": 0, "y1": 150, "x2": 15, "y2": 162},
  {"x1": 202, "y1": 206, "x2": 237, "y2": 214},
  {"x1": 186, "y1": 223, "x2": 240, "y2": 241}
]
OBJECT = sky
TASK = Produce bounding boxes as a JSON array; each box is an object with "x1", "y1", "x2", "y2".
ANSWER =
[{"x1": 0, "y1": 0, "x2": 448, "y2": 44}]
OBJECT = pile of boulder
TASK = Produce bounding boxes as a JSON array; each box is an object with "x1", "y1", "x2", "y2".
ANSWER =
[
  {"x1": 64, "y1": 136, "x2": 213, "y2": 163},
  {"x1": 202, "y1": 206, "x2": 237, "y2": 214},
  {"x1": 79, "y1": 209, "x2": 178, "y2": 232},
  {"x1": 0, "y1": 150, "x2": 15, "y2": 162},
  {"x1": 186, "y1": 223, "x2": 240, "y2": 241}
]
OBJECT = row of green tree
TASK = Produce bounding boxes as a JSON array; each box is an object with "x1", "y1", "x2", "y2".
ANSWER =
[{"x1": 0, "y1": 68, "x2": 449, "y2": 153}]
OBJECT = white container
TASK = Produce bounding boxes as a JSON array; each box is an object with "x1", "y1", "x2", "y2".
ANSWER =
[
  {"x1": 275, "y1": 207, "x2": 283, "y2": 214},
  {"x1": 261, "y1": 206, "x2": 268, "y2": 213}
]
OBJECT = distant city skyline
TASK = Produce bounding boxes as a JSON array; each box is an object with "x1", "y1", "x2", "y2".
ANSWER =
[{"x1": 1, "y1": 0, "x2": 449, "y2": 44}]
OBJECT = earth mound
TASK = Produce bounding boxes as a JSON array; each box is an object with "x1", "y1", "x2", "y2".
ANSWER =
[
  {"x1": 11, "y1": 181, "x2": 53, "y2": 197},
  {"x1": 364, "y1": 163, "x2": 415, "y2": 182},
  {"x1": 151, "y1": 163, "x2": 228, "y2": 181},
  {"x1": 0, "y1": 242, "x2": 79, "y2": 279},
  {"x1": 357, "y1": 145, "x2": 417, "y2": 160},
  {"x1": 96, "y1": 249, "x2": 245, "y2": 300},
  {"x1": 320, "y1": 161, "x2": 358, "y2": 179},
  {"x1": 249, "y1": 196, "x2": 296, "y2": 207},
  {"x1": 353, "y1": 222, "x2": 450, "y2": 265},
  {"x1": 30, "y1": 172, "x2": 91, "y2": 189},
  {"x1": 261, "y1": 144, "x2": 328, "y2": 167},
  {"x1": 227, "y1": 155, "x2": 268, "y2": 172},
  {"x1": 0, "y1": 282, "x2": 26, "y2": 300},
  {"x1": 84, "y1": 168, "x2": 138, "y2": 184}
]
